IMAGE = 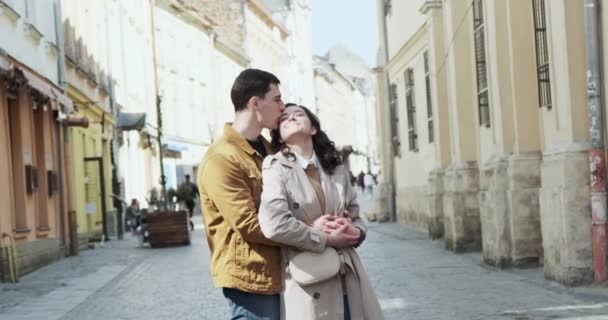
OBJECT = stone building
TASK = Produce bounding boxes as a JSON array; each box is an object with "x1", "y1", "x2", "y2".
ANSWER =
[
  {"x1": 375, "y1": 0, "x2": 608, "y2": 285},
  {"x1": 0, "y1": 0, "x2": 74, "y2": 281}
]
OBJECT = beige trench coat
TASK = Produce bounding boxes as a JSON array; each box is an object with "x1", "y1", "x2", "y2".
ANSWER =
[{"x1": 259, "y1": 152, "x2": 383, "y2": 320}]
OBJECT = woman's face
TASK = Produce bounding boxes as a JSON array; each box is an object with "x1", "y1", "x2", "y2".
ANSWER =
[{"x1": 279, "y1": 106, "x2": 317, "y2": 143}]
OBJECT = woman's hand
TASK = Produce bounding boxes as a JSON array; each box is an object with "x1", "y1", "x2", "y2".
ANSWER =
[
  {"x1": 325, "y1": 224, "x2": 360, "y2": 248},
  {"x1": 324, "y1": 220, "x2": 360, "y2": 238},
  {"x1": 312, "y1": 214, "x2": 335, "y2": 231}
]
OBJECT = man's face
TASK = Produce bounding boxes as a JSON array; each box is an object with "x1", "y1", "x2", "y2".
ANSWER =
[{"x1": 255, "y1": 84, "x2": 285, "y2": 130}]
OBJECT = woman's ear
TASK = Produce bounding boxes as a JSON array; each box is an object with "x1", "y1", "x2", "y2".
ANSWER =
[{"x1": 311, "y1": 126, "x2": 318, "y2": 135}]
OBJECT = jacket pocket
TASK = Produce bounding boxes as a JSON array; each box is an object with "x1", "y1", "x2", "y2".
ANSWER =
[{"x1": 247, "y1": 168, "x2": 262, "y2": 200}]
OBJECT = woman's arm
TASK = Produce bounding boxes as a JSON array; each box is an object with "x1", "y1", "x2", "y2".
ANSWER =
[{"x1": 259, "y1": 159, "x2": 328, "y2": 252}]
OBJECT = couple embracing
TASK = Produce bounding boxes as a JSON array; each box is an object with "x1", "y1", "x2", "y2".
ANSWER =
[{"x1": 198, "y1": 69, "x2": 382, "y2": 320}]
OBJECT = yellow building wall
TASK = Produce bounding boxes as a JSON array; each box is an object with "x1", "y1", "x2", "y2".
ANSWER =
[
  {"x1": 542, "y1": 0, "x2": 589, "y2": 150},
  {"x1": 387, "y1": 24, "x2": 436, "y2": 189},
  {"x1": 68, "y1": 88, "x2": 114, "y2": 239}
]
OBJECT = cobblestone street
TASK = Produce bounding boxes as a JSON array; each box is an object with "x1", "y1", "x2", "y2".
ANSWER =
[{"x1": 1, "y1": 193, "x2": 608, "y2": 320}]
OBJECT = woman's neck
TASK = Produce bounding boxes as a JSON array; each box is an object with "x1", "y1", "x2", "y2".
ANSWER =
[{"x1": 287, "y1": 137, "x2": 314, "y2": 160}]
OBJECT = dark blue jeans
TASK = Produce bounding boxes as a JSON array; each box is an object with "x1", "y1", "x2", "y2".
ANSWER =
[
  {"x1": 344, "y1": 295, "x2": 351, "y2": 320},
  {"x1": 222, "y1": 288, "x2": 280, "y2": 320}
]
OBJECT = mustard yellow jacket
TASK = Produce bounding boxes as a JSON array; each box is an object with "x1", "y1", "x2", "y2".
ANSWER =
[{"x1": 197, "y1": 124, "x2": 281, "y2": 294}]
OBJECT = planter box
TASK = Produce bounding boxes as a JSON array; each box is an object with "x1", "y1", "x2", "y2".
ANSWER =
[{"x1": 143, "y1": 210, "x2": 190, "y2": 247}]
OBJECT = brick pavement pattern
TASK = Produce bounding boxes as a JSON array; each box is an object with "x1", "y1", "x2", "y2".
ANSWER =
[{"x1": 1, "y1": 193, "x2": 608, "y2": 319}]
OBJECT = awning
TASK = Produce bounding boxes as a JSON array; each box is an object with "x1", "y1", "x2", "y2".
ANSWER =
[
  {"x1": 164, "y1": 141, "x2": 189, "y2": 152},
  {"x1": 0, "y1": 54, "x2": 9, "y2": 74},
  {"x1": 20, "y1": 67, "x2": 53, "y2": 102},
  {"x1": 162, "y1": 144, "x2": 182, "y2": 159},
  {"x1": 52, "y1": 87, "x2": 74, "y2": 113},
  {"x1": 116, "y1": 112, "x2": 146, "y2": 131}
]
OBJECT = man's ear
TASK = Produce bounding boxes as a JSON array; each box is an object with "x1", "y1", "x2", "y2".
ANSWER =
[{"x1": 248, "y1": 96, "x2": 260, "y2": 111}]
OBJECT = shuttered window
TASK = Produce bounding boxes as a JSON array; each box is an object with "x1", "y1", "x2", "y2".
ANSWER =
[
  {"x1": 473, "y1": 0, "x2": 490, "y2": 127},
  {"x1": 405, "y1": 68, "x2": 418, "y2": 152},
  {"x1": 532, "y1": 0, "x2": 552, "y2": 109}
]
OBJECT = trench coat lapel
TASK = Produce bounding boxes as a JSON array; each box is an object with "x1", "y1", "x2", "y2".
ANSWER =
[{"x1": 276, "y1": 152, "x2": 324, "y2": 224}]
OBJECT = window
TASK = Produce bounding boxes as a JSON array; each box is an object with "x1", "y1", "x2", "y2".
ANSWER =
[
  {"x1": 424, "y1": 51, "x2": 434, "y2": 143},
  {"x1": 24, "y1": 0, "x2": 35, "y2": 22},
  {"x1": 532, "y1": 0, "x2": 552, "y2": 109},
  {"x1": 389, "y1": 83, "x2": 401, "y2": 157},
  {"x1": 405, "y1": 68, "x2": 418, "y2": 152},
  {"x1": 473, "y1": 0, "x2": 490, "y2": 127}
]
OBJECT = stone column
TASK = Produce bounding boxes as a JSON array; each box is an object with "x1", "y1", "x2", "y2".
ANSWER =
[
  {"x1": 508, "y1": 152, "x2": 543, "y2": 266},
  {"x1": 477, "y1": 0, "x2": 514, "y2": 266},
  {"x1": 478, "y1": 0, "x2": 544, "y2": 268},
  {"x1": 421, "y1": 0, "x2": 451, "y2": 240},
  {"x1": 442, "y1": 0, "x2": 481, "y2": 252},
  {"x1": 539, "y1": 0, "x2": 593, "y2": 285},
  {"x1": 505, "y1": 0, "x2": 544, "y2": 268}
]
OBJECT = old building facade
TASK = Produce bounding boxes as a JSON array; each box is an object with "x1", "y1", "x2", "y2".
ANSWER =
[
  {"x1": 61, "y1": 1, "x2": 116, "y2": 246},
  {"x1": 0, "y1": 0, "x2": 74, "y2": 281},
  {"x1": 376, "y1": 0, "x2": 607, "y2": 285}
]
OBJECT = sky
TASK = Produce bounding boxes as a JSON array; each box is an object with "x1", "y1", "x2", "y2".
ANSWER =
[{"x1": 311, "y1": 0, "x2": 379, "y2": 67}]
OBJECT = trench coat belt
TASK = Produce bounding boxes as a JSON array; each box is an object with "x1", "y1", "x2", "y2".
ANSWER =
[{"x1": 338, "y1": 249, "x2": 347, "y2": 296}]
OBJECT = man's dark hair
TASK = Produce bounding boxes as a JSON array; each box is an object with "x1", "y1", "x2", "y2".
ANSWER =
[
  {"x1": 185, "y1": 174, "x2": 191, "y2": 181},
  {"x1": 231, "y1": 68, "x2": 280, "y2": 112}
]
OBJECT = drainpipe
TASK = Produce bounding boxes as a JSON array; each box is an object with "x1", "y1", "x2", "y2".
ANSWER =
[
  {"x1": 584, "y1": 0, "x2": 607, "y2": 283},
  {"x1": 53, "y1": 0, "x2": 71, "y2": 254},
  {"x1": 376, "y1": 0, "x2": 396, "y2": 222}
]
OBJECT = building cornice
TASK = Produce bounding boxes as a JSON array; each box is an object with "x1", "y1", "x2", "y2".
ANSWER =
[
  {"x1": 0, "y1": 1, "x2": 19, "y2": 23},
  {"x1": 156, "y1": 0, "x2": 214, "y2": 34},
  {"x1": 419, "y1": 0, "x2": 442, "y2": 15},
  {"x1": 386, "y1": 23, "x2": 428, "y2": 72},
  {"x1": 214, "y1": 35, "x2": 250, "y2": 67},
  {"x1": 247, "y1": 0, "x2": 289, "y2": 38}
]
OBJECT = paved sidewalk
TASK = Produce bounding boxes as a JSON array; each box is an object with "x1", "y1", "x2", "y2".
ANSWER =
[
  {"x1": 0, "y1": 193, "x2": 608, "y2": 319},
  {"x1": 0, "y1": 234, "x2": 152, "y2": 318}
]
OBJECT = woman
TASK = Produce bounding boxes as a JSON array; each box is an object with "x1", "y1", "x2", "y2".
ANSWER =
[{"x1": 259, "y1": 104, "x2": 383, "y2": 320}]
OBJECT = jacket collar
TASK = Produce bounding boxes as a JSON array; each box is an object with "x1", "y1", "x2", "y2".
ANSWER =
[
  {"x1": 222, "y1": 123, "x2": 272, "y2": 157},
  {"x1": 292, "y1": 150, "x2": 320, "y2": 169}
]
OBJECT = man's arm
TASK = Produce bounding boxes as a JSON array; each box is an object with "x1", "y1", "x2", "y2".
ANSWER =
[
  {"x1": 201, "y1": 154, "x2": 278, "y2": 246},
  {"x1": 343, "y1": 168, "x2": 367, "y2": 237}
]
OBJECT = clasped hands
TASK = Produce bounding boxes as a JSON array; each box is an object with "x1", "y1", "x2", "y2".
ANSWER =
[{"x1": 312, "y1": 211, "x2": 360, "y2": 248}]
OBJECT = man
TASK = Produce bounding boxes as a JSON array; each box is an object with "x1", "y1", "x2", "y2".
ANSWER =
[
  {"x1": 178, "y1": 174, "x2": 199, "y2": 231},
  {"x1": 364, "y1": 171, "x2": 375, "y2": 199},
  {"x1": 198, "y1": 69, "x2": 285, "y2": 319},
  {"x1": 125, "y1": 199, "x2": 139, "y2": 234}
]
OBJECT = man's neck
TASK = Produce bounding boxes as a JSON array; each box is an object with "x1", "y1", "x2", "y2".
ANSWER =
[{"x1": 232, "y1": 111, "x2": 262, "y2": 141}]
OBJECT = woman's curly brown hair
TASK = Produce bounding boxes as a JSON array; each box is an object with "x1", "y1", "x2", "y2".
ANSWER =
[{"x1": 271, "y1": 103, "x2": 343, "y2": 175}]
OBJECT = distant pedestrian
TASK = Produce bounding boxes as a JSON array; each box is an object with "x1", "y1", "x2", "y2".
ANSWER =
[
  {"x1": 178, "y1": 174, "x2": 199, "y2": 231},
  {"x1": 364, "y1": 171, "x2": 375, "y2": 198},
  {"x1": 357, "y1": 171, "x2": 365, "y2": 191},
  {"x1": 349, "y1": 171, "x2": 356, "y2": 187},
  {"x1": 125, "y1": 199, "x2": 140, "y2": 234}
]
